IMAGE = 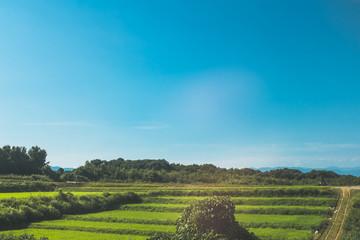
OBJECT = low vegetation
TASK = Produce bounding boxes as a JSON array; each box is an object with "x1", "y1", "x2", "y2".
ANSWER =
[
  {"x1": 1, "y1": 186, "x2": 336, "y2": 240},
  {"x1": 343, "y1": 192, "x2": 360, "y2": 239},
  {"x1": 0, "y1": 233, "x2": 48, "y2": 240},
  {"x1": 0, "y1": 145, "x2": 348, "y2": 240},
  {"x1": 59, "y1": 158, "x2": 360, "y2": 185},
  {"x1": 0, "y1": 191, "x2": 141, "y2": 231},
  {"x1": 149, "y1": 196, "x2": 259, "y2": 240},
  {"x1": 144, "y1": 196, "x2": 337, "y2": 206}
]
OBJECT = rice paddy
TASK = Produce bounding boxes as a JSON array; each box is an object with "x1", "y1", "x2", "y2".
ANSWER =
[
  {"x1": 0, "y1": 191, "x2": 103, "y2": 200},
  {"x1": 0, "y1": 185, "x2": 338, "y2": 240}
]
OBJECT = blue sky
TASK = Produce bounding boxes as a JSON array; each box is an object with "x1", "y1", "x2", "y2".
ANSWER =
[{"x1": 1, "y1": 0, "x2": 360, "y2": 168}]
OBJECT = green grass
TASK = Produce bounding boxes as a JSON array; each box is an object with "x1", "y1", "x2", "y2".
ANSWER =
[
  {"x1": 120, "y1": 203, "x2": 188, "y2": 212},
  {"x1": 30, "y1": 220, "x2": 176, "y2": 235},
  {"x1": 67, "y1": 209, "x2": 326, "y2": 230},
  {"x1": 0, "y1": 185, "x2": 335, "y2": 240},
  {"x1": 235, "y1": 205, "x2": 330, "y2": 215},
  {"x1": 236, "y1": 214, "x2": 327, "y2": 230},
  {"x1": 1, "y1": 229, "x2": 148, "y2": 240},
  {"x1": 66, "y1": 210, "x2": 181, "y2": 222},
  {"x1": 145, "y1": 196, "x2": 337, "y2": 206},
  {"x1": 120, "y1": 203, "x2": 331, "y2": 215},
  {"x1": 62, "y1": 185, "x2": 331, "y2": 192},
  {"x1": 0, "y1": 192, "x2": 103, "y2": 199},
  {"x1": 249, "y1": 228, "x2": 313, "y2": 240}
]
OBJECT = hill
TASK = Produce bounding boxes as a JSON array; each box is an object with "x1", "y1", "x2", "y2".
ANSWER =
[{"x1": 256, "y1": 167, "x2": 360, "y2": 177}]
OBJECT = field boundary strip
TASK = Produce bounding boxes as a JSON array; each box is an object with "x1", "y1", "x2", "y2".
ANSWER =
[{"x1": 321, "y1": 187, "x2": 352, "y2": 240}]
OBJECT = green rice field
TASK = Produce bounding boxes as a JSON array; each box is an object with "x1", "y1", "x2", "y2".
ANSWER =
[
  {"x1": 0, "y1": 185, "x2": 338, "y2": 240},
  {"x1": 0, "y1": 191, "x2": 103, "y2": 199}
]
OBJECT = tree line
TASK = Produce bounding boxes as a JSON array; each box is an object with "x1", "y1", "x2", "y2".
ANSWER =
[
  {"x1": 58, "y1": 158, "x2": 360, "y2": 185},
  {"x1": 0, "y1": 145, "x2": 47, "y2": 175},
  {"x1": 2, "y1": 145, "x2": 360, "y2": 186}
]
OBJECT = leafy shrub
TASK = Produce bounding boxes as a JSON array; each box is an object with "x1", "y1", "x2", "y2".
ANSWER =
[
  {"x1": 0, "y1": 233, "x2": 48, "y2": 240},
  {"x1": 0, "y1": 181, "x2": 55, "y2": 193},
  {"x1": 344, "y1": 192, "x2": 360, "y2": 239},
  {"x1": 146, "y1": 187, "x2": 336, "y2": 198},
  {"x1": 149, "y1": 196, "x2": 259, "y2": 240},
  {"x1": 0, "y1": 191, "x2": 142, "y2": 230},
  {"x1": 344, "y1": 229, "x2": 360, "y2": 240}
]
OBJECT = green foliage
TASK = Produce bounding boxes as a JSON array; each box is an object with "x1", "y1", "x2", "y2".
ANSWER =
[
  {"x1": 249, "y1": 228, "x2": 313, "y2": 240},
  {"x1": 119, "y1": 203, "x2": 331, "y2": 216},
  {"x1": 146, "y1": 196, "x2": 260, "y2": 240},
  {"x1": 1, "y1": 187, "x2": 330, "y2": 240},
  {"x1": 29, "y1": 219, "x2": 175, "y2": 235},
  {"x1": 344, "y1": 229, "x2": 360, "y2": 240},
  {"x1": 1, "y1": 230, "x2": 147, "y2": 240},
  {"x1": 0, "y1": 191, "x2": 142, "y2": 230},
  {"x1": 1, "y1": 144, "x2": 358, "y2": 185},
  {"x1": 173, "y1": 196, "x2": 259, "y2": 240},
  {"x1": 62, "y1": 158, "x2": 360, "y2": 185},
  {"x1": 146, "y1": 187, "x2": 336, "y2": 198},
  {"x1": 63, "y1": 209, "x2": 326, "y2": 230},
  {"x1": 145, "y1": 196, "x2": 337, "y2": 207},
  {"x1": 0, "y1": 146, "x2": 47, "y2": 175},
  {"x1": 234, "y1": 214, "x2": 326, "y2": 231},
  {"x1": 0, "y1": 233, "x2": 48, "y2": 240},
  {"x1": 0, "y1": 180, "x2": 55, "y2": 193},
  {"x1": 65, "y1": 210, "x2": 180, "y2": 225},
  {"x1": 344, "y1": 192, "x2": 360, "y2": 239}
]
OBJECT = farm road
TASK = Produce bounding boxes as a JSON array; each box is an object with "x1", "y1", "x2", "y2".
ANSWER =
[{"x1": 321, "y1": 186, "x2": 360, "y2": 240}]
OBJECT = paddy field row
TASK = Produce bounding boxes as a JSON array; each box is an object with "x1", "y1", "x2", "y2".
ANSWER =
[{"x1": 0, "y1": 186, "x2": 339, "y2": 240}]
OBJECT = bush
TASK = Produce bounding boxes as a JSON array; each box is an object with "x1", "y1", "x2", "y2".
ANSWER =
[
  {"x1": 149, "y1": 196, "x2": 259, "y2": 240},
  {"x1": 0, "y1": 180, "x2": 55, "y2": 193},
  {"x1": 0, "y1": 233, "x2": 48, "y2": 240},
  {"x1": 344, "y1": 229, "x2": 360, "y2": 240},
  {"x1": 344, "y1": 192, "x2": 360, "y2": 239},
  {"x1": 0, "y1": 191, "x2": 142, "y2": 230}
]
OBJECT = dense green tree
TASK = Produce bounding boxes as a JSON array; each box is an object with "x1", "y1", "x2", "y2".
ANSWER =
[
  {"x1": 28, "y1": 146, "x2": 48, "y2": 174},
  {"x1": 0, "y1": 145, "x2": 48, "y2": 175},
  {"x1": 64, "y1": 158, "x2": 360, "y2": 185},
  {"x1": 149, "y1": 196, "x2": 259, "y2": 240},
  {"x1": 174, "y1": 196, "x2": 259, "y2": 240},
  {"x1": 10, "y1": 146, "x2": 29, "y2": 174}
]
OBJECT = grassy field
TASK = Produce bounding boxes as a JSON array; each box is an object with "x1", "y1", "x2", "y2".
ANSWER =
[
  {"x1": 0, "y1": 185, "x2": 337, "y2": 240},
  {"x1": 118, "y1": 202, "x2": 331, "y2": 215},
  {"x1": 0, "y1": 191, "x2": 103, "y2": 199},
  {"x1": 145, "y1": 196, "x2": 337, "y2": 206},
  {"x1": 1, "y1": 229, "x2": 148, "y2": 240}
]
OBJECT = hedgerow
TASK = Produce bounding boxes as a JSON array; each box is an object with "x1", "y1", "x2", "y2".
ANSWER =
[
  {"x1": 119, "y1": 203, "x2": 331, "y2": 216},
  {"x1": 146, "y1": 187, "x2": 336, "y2": 198},
  {"x1": 0, "y1": 191, "x2": 141, "y2": 230},
  {"x1": 343, "y1": 192, "x2": 360, "y2": 239},
  {"x1": 144, "y1": 196, "x2": 337, "y2": 207},
  {"x1": 0, "y1": 181, "x2": 55, "y2": 193},
  {"x1": 0, "y1": 233, "x2": 48, "y2": 240}
]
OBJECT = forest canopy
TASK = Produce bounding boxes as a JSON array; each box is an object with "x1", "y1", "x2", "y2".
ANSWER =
[
  {"x1": 59, "y1": 158, "x2": 360, "y2": 186},
  {"x1": 0, "y1": 145, "x2": 48, "y2": 175},
  {"x1": 2, "y1": 145, "x2": 360, "y2": 186}
]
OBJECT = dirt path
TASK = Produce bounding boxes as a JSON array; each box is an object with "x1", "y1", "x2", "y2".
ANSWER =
[{"x1": 320, "y1": 186, "x2": 360, "y2": 240}]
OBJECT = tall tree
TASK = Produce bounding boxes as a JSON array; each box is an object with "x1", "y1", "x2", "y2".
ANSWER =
[
  {"x1": 10, "y1": 146, "x2": 29, "y2": 174},
  {"x1": 28, "y1": 146, "x2": 48, "y2": 174}
]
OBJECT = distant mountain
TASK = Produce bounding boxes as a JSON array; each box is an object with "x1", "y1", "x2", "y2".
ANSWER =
[
  {"x1": 255, "y1": 166, "x2": 360, "y2": 177},
  {"x1": 50, "y1": 166, "x2": 74, "y2": 172}
]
